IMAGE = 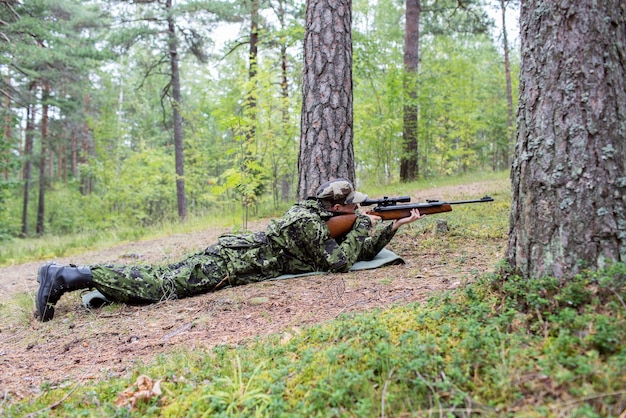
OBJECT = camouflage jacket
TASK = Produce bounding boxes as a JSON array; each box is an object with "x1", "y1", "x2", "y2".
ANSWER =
[{"x1": 214, "y1": 199, "x2": 397, "y2": 285}]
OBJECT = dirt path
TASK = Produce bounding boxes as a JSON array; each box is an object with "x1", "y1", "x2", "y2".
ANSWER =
[
  {"x1": 0, "y1": 221, "x2": 268, "y2": 301},
  {"x1": 0, "y1": 179, "x2": 508, "y2": 401}
]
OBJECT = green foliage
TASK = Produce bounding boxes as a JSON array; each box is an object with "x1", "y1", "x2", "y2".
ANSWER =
[
  {"x1": 0, "y1": 209, "x2": 231, "y2": 266},
  {"x1": 201, "y1": 356, "x2": 271, "y2": 416},
  {"x1": 202, "y1": 41, "x2": 301, "y2": 214},
  {"x1": 3, "y1": 173, "x2": 624, "y2": 417},
  {"x1": 417, "y1": 33, "x2": 513, "y2": 177},
  {"x1": 1, "y1": 0, "x2": 518, "y2": 240},
  {"x1": 353, "y1": 5, "x2": 519, "y2": 182},
  {"x1": 494, "y1": 263, "x2": 626, "y2": 358},
  {"x1": 100, "y1": 147, "x2": 178, "y2": 226},
  {"x1": 5, "y1": 261, "x2": 626, "y2": 417},
  {"x1": 0, "y1": 293, "x2": 34, "y2": 328},
  {"x1": 0, "y1": 112, "x2": 21, "y2": 241},
  {"x1": 0, "y1": 178, "x2": 19, "y2": 242}
]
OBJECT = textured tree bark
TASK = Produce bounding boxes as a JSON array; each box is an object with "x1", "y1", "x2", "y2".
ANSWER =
[
  {"x1": 298, "y1": 0, "x2": 354, "y2": 200},
  {"x1": 247, "y1": 0, "x2": 259, "y2": 138},
  {"x1": 21, "y1": 82, "x2": 36, "y2": 237},
  {"x1": 507, "y1": 0, "x2": 626, "y2": 279},
  {"x1": 37, "y1": 82, "x2": 49, "y2": 236},
  {"x1": 167, "y1": 0, "x2": 187, "y2": 220},
  {"x1": 499, "y1": 0, "x2": 514, "y2": 171},
  {"x1": 400, "y1": 0, "x2": 420, "y2": 182},
  {"x1": 3, "y1": 74, "x2": 11, "y2": 182}
]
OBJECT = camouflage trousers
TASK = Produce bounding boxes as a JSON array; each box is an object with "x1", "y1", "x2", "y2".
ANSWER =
[{"x1": 91, "y1": 245, "x2": 231, "y2": 304}]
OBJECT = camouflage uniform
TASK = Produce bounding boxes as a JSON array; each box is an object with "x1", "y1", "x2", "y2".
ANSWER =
[{"x1": 91, "y1": 199, "x2": 397, "y2": 304}]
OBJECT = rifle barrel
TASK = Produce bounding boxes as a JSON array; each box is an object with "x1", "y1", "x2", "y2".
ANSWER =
[
  {"x1": 370, "y1": 195, "x2": 494, "y2": 212},
  {"x1": 448, "y1": 196, "x2": 494, "y2": 205}
]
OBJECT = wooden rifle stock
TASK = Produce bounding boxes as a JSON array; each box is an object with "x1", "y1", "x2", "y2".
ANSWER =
[
  {"x1": 325, "y1": 195, "x2": 493, "y2": 239},
  {"x1": 326, "y1": 214, "x2": 360, "y2": 239},
  {"x1": 369, "y1": 204, "x2": 453, "y2": 219}
]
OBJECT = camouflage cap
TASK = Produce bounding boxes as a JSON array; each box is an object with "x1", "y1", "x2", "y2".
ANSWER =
[{"x1": 315, "y1": 178, "x2": 368, "y2": 204}]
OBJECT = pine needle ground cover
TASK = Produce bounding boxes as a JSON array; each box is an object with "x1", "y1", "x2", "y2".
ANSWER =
[
  {"x1": 2, "y1": 174, "x2": 624, "y2": 417},
  {"x1": 3, "y1": 265, "x2": 625, "y2": 417}
]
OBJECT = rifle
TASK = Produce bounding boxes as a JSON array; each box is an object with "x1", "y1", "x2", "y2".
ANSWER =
[{"x1": 326, "y1": 195, "x2": 494, "y2": 239}]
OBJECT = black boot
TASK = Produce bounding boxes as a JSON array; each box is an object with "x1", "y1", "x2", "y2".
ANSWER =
[{"x1": 36, "y1": 263, "x2": 93, "y2": 321}]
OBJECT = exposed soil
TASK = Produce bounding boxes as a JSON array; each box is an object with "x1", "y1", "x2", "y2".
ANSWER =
[{"x1": 0, "y1": 179, "x2": 508, "y2": 402}]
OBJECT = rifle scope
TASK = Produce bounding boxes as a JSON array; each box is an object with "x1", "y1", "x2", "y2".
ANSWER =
[{"x1": 361, "y1": 196, "x2": 411, "y2": 207}]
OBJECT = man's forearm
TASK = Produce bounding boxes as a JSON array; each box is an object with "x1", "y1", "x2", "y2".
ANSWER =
[{"x1": 358, "y1": 223, "x2": 397, "y2": 261}]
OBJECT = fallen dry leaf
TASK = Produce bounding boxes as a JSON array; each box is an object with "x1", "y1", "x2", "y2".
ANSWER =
[
  {"x1": 115, "y1": 374, "x2": 162, "y2": 409},
  {"x1": 0, "y1": 179, "x2": 508, "y2": 402}
]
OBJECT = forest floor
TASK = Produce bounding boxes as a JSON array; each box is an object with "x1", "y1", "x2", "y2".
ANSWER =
[{"x1": 0, "y1": 179, "x2": 508, "y2": 401}]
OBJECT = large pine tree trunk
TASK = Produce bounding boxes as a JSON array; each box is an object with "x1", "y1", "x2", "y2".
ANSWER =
[
  {"x1": 298, "y1": 0, "x2": 354, "y2": 199},
  {"x1": 507, "y1": 0, "x2": 626, "y2": 279}
]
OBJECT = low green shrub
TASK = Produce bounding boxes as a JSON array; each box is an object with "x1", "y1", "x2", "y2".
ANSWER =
[{"x1": 5, "y1": 264, "x2": 625, "y2": 417}]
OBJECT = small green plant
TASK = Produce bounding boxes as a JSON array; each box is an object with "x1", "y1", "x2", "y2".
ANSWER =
[
  {"x1": 202, "y1": 356, "x2": 271, "y2": 416},
  {"x1": 0, "y1": 293, "x2": 34, "y2": 326},
  {"x1": 0, "y1": 211, "x2": 233, "y2": 267},
  {"x1": 3, "y1": 174, "x2": 626, "y2": 417}
]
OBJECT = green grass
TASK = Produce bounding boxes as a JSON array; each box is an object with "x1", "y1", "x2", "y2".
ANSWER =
[
  {"x1": 0, "y1": 292, "x2": 34, "y2": 325},
  {"x1": 0, "y1": 170, "x2": 508, "y2": 267},
  {"x1": 362, "y1": 169, "x2": 510, "y2": 199},
  {"x1": 0, "y1": 208, "x2": 255, "y2": 268},
  {"x1": 4, "y1": 170, "x2": 624, "y2": 417},
  {"x1": 3, "y1": 264, "x2": 625, "y2": 417}
]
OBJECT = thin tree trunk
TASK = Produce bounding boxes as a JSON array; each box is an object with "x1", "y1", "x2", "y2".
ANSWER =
[
  {"x1": 79, "y1": 93, "x2": 92, "y2": 195},
  {"x1": 279, "y1": 41, "x2": 292, "y2": 202},
  {"x1": 500, "y1": 0, "x2": 514, "y2": 171},
  {"x1": 21, "y1": 82, "x2": 37, "y2": 237},
  {"x1": 240, "y1": 0, "x2": 260, "y2": 226},
  {"x1": 275, "y1": 0, "x2": 292, "y2": 203},
  {"x1": 59, "y1": 142, "x2": 65, "y2": 183},
  {"x1": 37, "y1": 82, "x2": 49, "y2": 235},
  {"x1": 248, "y1": 0, "x2": 259, "y2": 119},
  {"x1": 400, "y1": 0, "x2": 420, "y2": 181},
  {"x1": 166, "y1": 0, "x2": 187, "y2": 220},
  {"x1": 80, "y1": 128, "x2": 90, "y2": 195},
  {"x1": 3, "y1": 73, "x2": 12, "y2": 181},
  {"x1": 71, "y1": 130, "x2": 77, "y2": 178},
  {"x1": 83, "y1": 92, "x2": 92, "y2": 193},
  {"x1": 298, "y1": 0, "x2": 354, "y2": 199}
]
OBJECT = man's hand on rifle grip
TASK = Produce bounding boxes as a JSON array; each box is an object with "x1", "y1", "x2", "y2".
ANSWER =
[
  {"x1": 391, "y1": 208, "x2": 424, "y2": 232},
  {"x1": 364, "y1": 213, "x2": 382, "y2": 227}
]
